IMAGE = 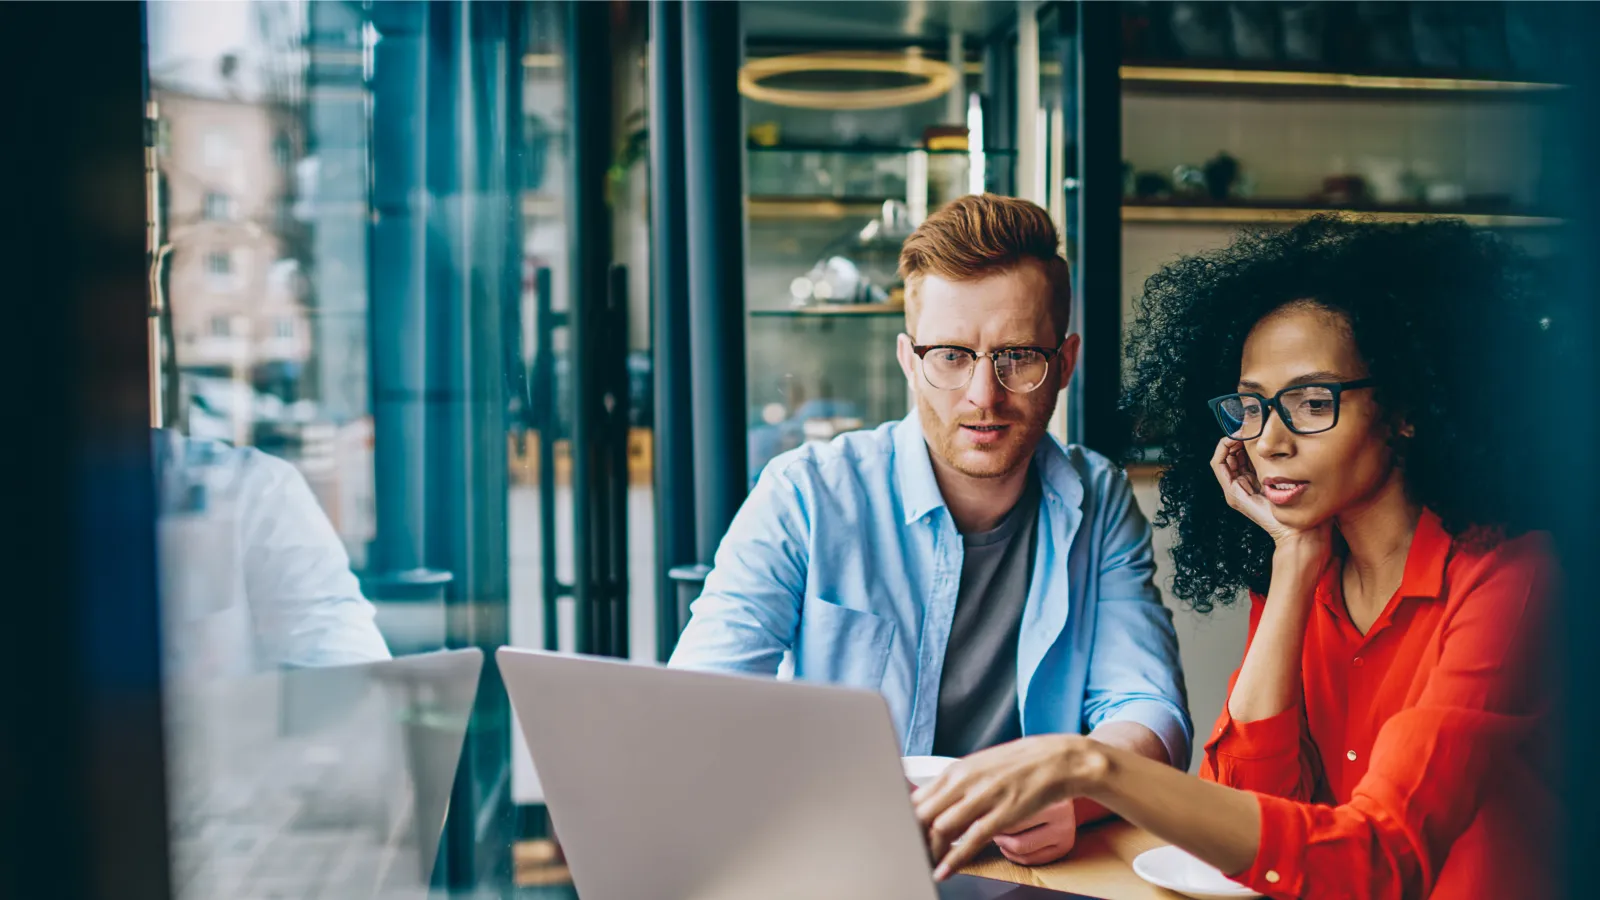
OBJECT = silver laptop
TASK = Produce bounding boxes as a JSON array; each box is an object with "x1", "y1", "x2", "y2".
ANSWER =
[{"x1": 498, "y1": 647, "x2": 1098, "y2": 900}]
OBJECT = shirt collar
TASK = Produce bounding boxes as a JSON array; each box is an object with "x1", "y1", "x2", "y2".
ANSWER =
[
  {"x1": 1315, "y1": 506, "x2": 1452, "y2": 610},
  {"x1": 894, "y1": 410, "x2": 1085, "y2": 525},
  {"x1": 895, "y1": 410, "x2": 946, "y2": 525},
  {"x1": 1396, "y1": 506, "x2": 1452, "y2": 600}
]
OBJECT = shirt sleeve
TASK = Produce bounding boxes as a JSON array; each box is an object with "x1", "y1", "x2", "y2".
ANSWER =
[
  {"x1": 666, "y1": 463, "x2": 810, "y2": 675},
  {"x1": 239, "y1": 450, "x2": 392, "y2": 667},
  {"x1": 1080, "y1": 468, "x2": 1193, "y2": 770},
  {"x1": 1230, "y1": 537, "x2": 1556, "y2": 900},
  {"x1": 1199, "y1": 593, "x2": 1322, "y2": 801}
]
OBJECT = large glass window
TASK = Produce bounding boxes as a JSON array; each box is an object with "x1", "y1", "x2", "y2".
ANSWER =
[
  {"x1": 148, "y1": 1, "x2": 656, "y2": 894},
  {"x1": 144, "y1": 2, "x2": 610, "y2": 895}
]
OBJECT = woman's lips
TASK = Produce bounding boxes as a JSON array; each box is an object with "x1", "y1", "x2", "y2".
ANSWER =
[{"x1": 1262, "y1": 479, "x2": 1309, "y2": 505}]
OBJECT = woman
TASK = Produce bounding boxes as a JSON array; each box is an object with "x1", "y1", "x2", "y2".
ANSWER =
[{"x1": 913, "y1": 217, "x2": 1562, "y2": 899}]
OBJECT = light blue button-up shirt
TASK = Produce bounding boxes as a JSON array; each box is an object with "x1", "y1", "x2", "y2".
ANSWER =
[
  {"x1": 669, "y1": 412, "x2": 1192, "y2": 767},
  {"x1": 155, "y1": 431, "x2": 392, "y2": 676}
]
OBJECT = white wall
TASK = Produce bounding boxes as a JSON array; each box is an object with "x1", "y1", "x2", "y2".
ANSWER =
[{"x1": 1129, "y1": 471, "x2": 1248, "y2": 773}]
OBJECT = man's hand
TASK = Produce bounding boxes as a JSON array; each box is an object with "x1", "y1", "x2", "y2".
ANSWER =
[{"x1": 994, "y1": 799, "x2": 1077, "y2": 866}]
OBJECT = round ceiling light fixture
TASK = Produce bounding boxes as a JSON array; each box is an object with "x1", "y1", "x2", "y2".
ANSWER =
[{"x1": 738, "y1": 52, "x2": 958, "y2": 111}]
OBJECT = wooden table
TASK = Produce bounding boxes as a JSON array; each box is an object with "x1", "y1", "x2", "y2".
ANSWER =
[
  {"x1": 962, "y1": 820, "x2": 1188, "y2": 899},
  {"x1": 513, "y1": 819, "x2": 1195, "y2": 897}
]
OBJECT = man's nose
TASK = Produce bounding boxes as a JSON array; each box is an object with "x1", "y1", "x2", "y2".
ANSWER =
[{"x1": 964, "y1": 356, "x2": 1002, "y2": 409}]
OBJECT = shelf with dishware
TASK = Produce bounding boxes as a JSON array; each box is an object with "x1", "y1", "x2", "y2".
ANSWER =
[
  {"x1": 748, "y1": 143, "x2": 1020, "y2": 157},
  {"x1": 1112, "y1": 1, "x2": 1580, "y2": 416},
  {"x1": 1119, "y1": 63, "x2": 1566, "y2": 99},
  {"x1": 1121, "y1": 200, "x2": 1565, "y2": 230},
  {"x1": 745, "y1": 306, "x2": 909, "y2": 486},
  {"x1": 746, "y1": 145, "x2": 1018, "y2": 223},
  {"x1": 1116, "y1": 1, "x2": 1575, "y2": 100},
  {"x1": 750, "y1": 302, "x2": 905, "y2": 319},
  {"x1": 748, "y1": 197, "x2": 896, "y2": 222}
]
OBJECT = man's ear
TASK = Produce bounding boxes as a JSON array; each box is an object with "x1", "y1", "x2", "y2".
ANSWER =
[
  {"x1": 897, "y1": 332, "x2": 919, "y2": 388},
  {"x1": 1055, "y1": 333, "x2": 1081, "y2": 392}
]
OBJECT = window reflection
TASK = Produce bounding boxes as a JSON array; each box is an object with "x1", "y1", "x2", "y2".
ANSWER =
[
  {"x1": 153, "y1": 428, "x2": 390, "y2": 676},
  {"x1": 148, "y1": 0, "x2": 641, "y2": 894},
  {"x1": 147, "y1": 2, "x2": 497, "y2": 897},
  {"x1": 163, "y1": 648, "x2": 482, "y2": 900}
]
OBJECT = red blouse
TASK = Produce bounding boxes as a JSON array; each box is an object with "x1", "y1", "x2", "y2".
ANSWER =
[{"x1": 1199, "y1": 509, "x2": 1560, "y2": 899}]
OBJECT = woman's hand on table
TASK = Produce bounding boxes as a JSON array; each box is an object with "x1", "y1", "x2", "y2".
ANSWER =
[{"x1": 911, "y1": 735, "x2": 1109, "y2": 880}]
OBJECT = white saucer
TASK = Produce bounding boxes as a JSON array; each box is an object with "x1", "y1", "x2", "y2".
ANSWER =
[{"x1": 1131, "y1": 845, "x2": 1263, "y2": 900}]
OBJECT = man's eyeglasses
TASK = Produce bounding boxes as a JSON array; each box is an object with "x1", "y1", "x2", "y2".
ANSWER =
[
  {"x1": 910, "y1": 341, "x2": 1064, "y2": 394},
  {"x1": 1207, "y1": 379, "x2": 1375, "y2": 439}
]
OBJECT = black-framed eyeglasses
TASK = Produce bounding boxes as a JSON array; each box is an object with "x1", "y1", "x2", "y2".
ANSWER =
[
  {"x1": 1207, "y1": 378, "x2": 1375, "y2": 439},
  {"x1": 911, "y1": 340, "x2": 1064, "y2": 393}
]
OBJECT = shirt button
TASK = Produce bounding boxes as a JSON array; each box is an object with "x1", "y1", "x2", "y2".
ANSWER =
[
  {"x1": 1352, "y1": 656, "x2": 1364, "y2": 667},
  {"x1": 1265, "y1": 870, "x2": 1281, "y2": 884},
  {"x1": 1347, "y1": 750, "x2": 1358, "y2": 762}
]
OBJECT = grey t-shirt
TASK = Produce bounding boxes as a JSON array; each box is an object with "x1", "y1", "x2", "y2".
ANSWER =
[{"x1": 931, "y1": 470, "x2": 1041, "y2": 758}]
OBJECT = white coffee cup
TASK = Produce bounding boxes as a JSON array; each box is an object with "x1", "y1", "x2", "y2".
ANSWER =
[{"x1": 902, "y1": 755, "x2": 958, "y2": 789}]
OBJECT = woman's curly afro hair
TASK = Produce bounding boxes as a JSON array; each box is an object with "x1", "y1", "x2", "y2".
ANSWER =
[{"x1": 1122, "y1": 216, "x2": 1563, "y2": 613}]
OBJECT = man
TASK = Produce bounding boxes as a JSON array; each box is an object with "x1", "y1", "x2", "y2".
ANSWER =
[
  {"x1": 669, "y1": 194, "x2": 1189, "y2": 866},
  {"x1": 155, "y1": 428, "x2": 392, "y2": 676}
]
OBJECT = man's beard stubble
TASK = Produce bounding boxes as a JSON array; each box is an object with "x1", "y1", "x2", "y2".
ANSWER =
[{"x1": 915, "y1": 389, "x2": 1057, "y2": 480}]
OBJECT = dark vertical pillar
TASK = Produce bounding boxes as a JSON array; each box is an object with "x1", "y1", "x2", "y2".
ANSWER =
[
  {"x1": 306, "y1": 1, "x2": 372, "y2": 424},
  {"x1": 533, "y1": 267, "x2": 564, "y2": 651},
  {"x1": 649, "y1": 0, "x2": 697, "y2": 660},
  {"x1": 1058, "y1": 4, "x2": 1084, "y2": 444},
  {"x1": 601, "y1": 263, "x2": 632, "y2": 659},
  {"x1": 369, "y1": 0, "x2": 433, "y2": 588},
  {"x1": 414, "y1": 0, "x2": 518, "y2": 889},
  {"x1": 982, "y1": 29, "x2": 1017, "y2": 194},
  {"x1": 1067, "y1": 0, "x2": 1125, "y2": 458},
  {"x1": 2, "y1": 2, "x2": 171, "y2": 898},
  {"x1": 1559, "y1": 6, "x2": 1600, "y2": 896},
  {"x1": 565, "y1": 0, "x2": 615, "y2": 655},
  {"x1": 682, "y1": 0, "x2": 749, "y2": 567}
]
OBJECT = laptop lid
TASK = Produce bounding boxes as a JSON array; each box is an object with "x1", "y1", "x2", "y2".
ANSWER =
[
  {"x1": 499, "y1": 648, "x2": 1102, "y2": 900},
  {"x1": 165, "y1": 648, "x2": 483, "y2": 900}
]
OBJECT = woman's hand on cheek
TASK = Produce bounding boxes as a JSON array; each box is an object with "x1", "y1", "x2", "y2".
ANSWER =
[{"x1": 1210, "y1": 437, "x2": 1331, "y2": 565}]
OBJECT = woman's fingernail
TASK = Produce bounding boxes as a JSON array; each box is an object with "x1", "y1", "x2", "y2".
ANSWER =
[{"x1": 934, "y1": 864, "x2": 950, "y2": 880}]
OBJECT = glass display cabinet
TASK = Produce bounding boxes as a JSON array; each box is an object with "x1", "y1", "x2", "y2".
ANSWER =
[
  {"x1": 745, "y1": 148, "x2": 1017, "y2": 479},
  {"x1": 739, "y1": 1, "x2": 1025, "y2": 479}
]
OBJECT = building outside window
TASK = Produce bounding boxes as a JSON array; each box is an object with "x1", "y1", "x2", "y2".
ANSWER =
[
  {"x1": 202, "y1": 191, "x2": 234, "y2": 221},
  {"x1": 204, "y1": 251, "x2": 232, "y2": 276},
  {"x1": 202, "y1": 129, "x2": 232, "y2": 168}
]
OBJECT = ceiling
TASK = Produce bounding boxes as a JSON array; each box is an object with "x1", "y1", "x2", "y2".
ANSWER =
[{"x1": 742, "y1": 0, "x2": 1020, "y2": 47}]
